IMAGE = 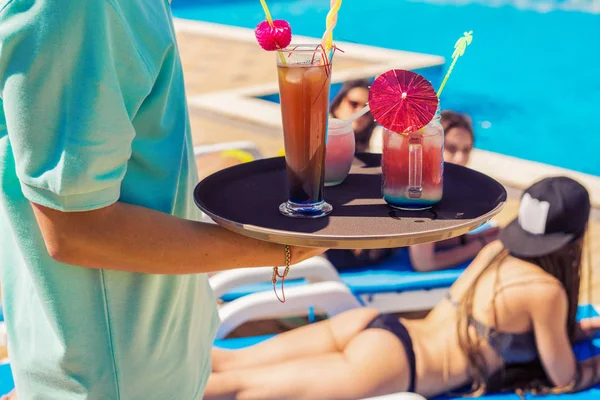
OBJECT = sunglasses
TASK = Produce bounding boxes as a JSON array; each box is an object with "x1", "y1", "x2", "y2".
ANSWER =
[
  {"x1": 445, "y1": 144, "x2": 473, "y2": 154},
  {"x1": 343, "y1": 98, "x2": 372, "y2": 118},
  {"x1": 344, "y1": 97, "x2": 367, "y2": 109}
]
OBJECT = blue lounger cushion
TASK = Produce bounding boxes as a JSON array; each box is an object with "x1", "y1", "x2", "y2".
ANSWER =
[
  {"x1": 221, "y1": 248, "x2": 469, "y2": 302},
  {"x1": 0, "y1": 364, "x2": 12, "y2": 397},
  {"x1": 214, "y1": 334, "x2": 276, "y2": 350},
  {"x1": 2, "y1": 306, "x2": 598, "y2": 397}
]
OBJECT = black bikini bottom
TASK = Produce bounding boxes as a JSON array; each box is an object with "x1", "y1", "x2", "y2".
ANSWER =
[{"x1": 365, "y1": 314, "x2": 417, "y2": 392}]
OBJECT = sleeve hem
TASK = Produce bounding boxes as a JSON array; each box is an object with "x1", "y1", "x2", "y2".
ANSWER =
[{"x1": 21, "y1": 183, "x2": 120, "y2": 212}]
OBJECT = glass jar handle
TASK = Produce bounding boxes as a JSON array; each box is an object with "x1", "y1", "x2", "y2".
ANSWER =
[{"x1": 408, "y1": 135, "x2": 423, "y2": 199}]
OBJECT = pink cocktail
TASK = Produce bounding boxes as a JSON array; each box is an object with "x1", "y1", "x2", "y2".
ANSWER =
[
  {"x1": 382, "y1": 117, "x2": 444, "y2": 210},
  {"x1": 325, "y1": 119, "x2": 355, "y2": 187}
]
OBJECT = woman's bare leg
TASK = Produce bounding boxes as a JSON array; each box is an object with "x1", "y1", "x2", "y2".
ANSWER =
[
  {"x1": 212, "y1": 308, "x2": 379, "y2": 372},
  {"x1": 205, "y1": 328, "x2": 411, "y2": 400}
]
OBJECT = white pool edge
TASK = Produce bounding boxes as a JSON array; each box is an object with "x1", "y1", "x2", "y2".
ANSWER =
[
  {"x1": 174, "y1": 19, "x2": 600, "y2": 210},
  {"x1": 469, "y1": 150, "x2": 600, "y2": 209}
]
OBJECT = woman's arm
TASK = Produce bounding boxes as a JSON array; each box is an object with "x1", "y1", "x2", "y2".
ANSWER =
[
  {"x1": 409, "y1": 227, "x2": 500, "y2": 272},
  {"x1": 435, "y1": 227, "x2": 500, "y2": 250},
  {"x1": 32, "y1": 201, "x2": 324, "y2": 274},
  {"x1": 409, "y1": 240, "x2": 485, "y2": 272},
  {"x1": 531, "y1": 284, "x2": 577, "y2": 387},
  {"x1": 573, "y1": 355, "x2": 600, "y2": 392},
  {"x1": 530, "y1": 284, "x2": 600, "y2": 391}
]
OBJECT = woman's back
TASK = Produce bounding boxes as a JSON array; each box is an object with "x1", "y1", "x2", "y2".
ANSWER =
[{"x1": 407, "y1": 241, "x2": 562, "y2": 396}]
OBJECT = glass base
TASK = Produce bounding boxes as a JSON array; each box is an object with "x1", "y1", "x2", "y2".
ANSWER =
[
  {"x1": 279, "y1": 200, "x2": 333, "y2": 219},
  {"x1": 325, "y1": 179, "x2": 345, "y2": 187},
  {"x1": 383, "y1": 194, "x2": 440, "y2": 211},
  {"x1": 388, "y1": 204, "x2": 433, "y2": 211}
]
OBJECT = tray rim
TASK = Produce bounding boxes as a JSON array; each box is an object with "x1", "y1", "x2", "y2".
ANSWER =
[{"x1": 194, "y1": 155, "x2": 507, "y2": 249}]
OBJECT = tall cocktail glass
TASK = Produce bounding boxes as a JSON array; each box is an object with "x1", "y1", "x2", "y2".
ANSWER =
[{"x1": 277, "y1": 45, "x2": 333, "y2": 218}]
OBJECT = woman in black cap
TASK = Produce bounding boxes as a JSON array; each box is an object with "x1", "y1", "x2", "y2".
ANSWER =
[{"x1": 205, "y1": 176, "x2": 600, "y2": 400}]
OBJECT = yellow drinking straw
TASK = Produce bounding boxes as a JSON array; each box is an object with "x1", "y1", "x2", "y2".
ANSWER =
[
  {"x1": 259, "y1": 0, "x2": 287, "y2": 65},
  {"x1": 437, "y1": 31, "x2": 474, "y2": 98},
  {"x1": 259, "y1": 0, "x2": 274, "y2": 24},
  {"x1": 321, "y1": 0, "x2": 343, "y2": 54}
]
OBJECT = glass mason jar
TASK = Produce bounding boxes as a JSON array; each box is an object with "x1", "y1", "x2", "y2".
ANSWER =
[
  {"x1": 325, "y1": 118, "x2": 355, "y2": 187},
  {"x1": 381, "y1": 113, "x2": 444, "y2": 210}
]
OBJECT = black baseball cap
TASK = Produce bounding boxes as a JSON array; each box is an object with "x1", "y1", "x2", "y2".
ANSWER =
[{"x1": 499, "y1": 176, "x2": 590, "y2": 257}]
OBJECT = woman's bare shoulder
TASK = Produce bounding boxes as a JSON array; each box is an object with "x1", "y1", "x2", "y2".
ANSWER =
[
  {"x1": 500, "y1": 254, "x2": 561, "y2": 283},
  {"x1": 464, "y1": 241, "x2": 562, "y2": 292},
  {"x1": 495, "y1": 254, "x2": 566, "y2": 306}
]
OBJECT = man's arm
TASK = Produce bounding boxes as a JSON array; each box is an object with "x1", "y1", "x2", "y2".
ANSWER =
[{"x1": 32, "y1": 201, "x2": 323, "y2": 274}]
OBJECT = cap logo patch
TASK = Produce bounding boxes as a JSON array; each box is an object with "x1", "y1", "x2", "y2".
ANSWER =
[{"x1": 518, "y1": 193, "x2": 550, "y2": 235}]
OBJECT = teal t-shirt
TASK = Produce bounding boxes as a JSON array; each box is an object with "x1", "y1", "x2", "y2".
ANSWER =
[{"x1": 0, "y1": 0, "x2": 219, "y2": 399}]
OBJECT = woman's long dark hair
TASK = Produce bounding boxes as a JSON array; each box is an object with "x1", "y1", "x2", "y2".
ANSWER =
[
  {"x1": 457, "y1": 235, "x2": 588, "y2": 397},
  {"x1": 329, "y1": 79, "x2": 378, "y2": 152}
]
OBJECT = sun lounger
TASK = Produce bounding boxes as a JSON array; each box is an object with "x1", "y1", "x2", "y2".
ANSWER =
[
  {"x1": 212, "y1": 250, "x2": 467, "y2": 314},
  {"x1": 211, "y1": 221, "x2": 497, "y2": 315},
  {"x1": 215, "y1": 281, "x2": 361, "y2": 339}
]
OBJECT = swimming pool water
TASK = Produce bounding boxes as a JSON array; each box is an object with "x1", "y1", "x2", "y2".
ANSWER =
[
  {"x1": 172, "y1": 0, "x2": 600, "y2": 176},
  {"x1": 257, "y1": 67, "x2": 443, "y2": 106}
]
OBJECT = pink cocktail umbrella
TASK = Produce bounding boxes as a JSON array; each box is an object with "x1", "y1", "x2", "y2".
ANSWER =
[{"x1": 368, "y1": 69, "x2": 439, "y2": 133}]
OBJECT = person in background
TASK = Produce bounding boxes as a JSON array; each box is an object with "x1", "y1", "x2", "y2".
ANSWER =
[
  {"x1": 409, "y1": 111, "x2": 499, "y2": 272},
  {"x1": 329, "y1": 79, "x2": 378, "y2": 153}
]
